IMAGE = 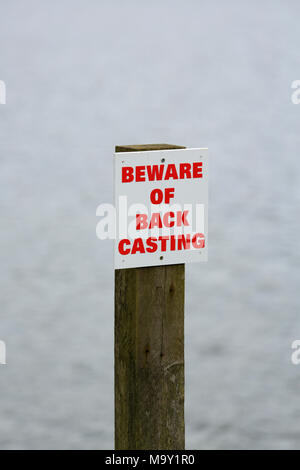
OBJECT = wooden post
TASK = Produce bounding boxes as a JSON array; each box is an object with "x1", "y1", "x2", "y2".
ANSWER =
[{"x1": 115, "y1": 144, "x2": 185, "y2": 450}]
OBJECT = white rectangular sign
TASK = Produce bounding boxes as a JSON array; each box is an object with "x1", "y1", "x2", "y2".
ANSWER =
[{"x1": 114, "y1": 147, "x2": 208, "y2": 269}]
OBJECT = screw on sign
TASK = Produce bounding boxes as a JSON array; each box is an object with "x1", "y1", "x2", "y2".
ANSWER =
[{"x1": 114, "y1": 144, "x2": 208, "y2": 450}]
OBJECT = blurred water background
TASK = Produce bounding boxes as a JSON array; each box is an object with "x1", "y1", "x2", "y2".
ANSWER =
[{"x1": 0, "y1": 0, "x2": 300, "y2": 449}]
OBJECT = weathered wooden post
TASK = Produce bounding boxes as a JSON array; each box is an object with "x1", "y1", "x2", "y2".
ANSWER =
[{"x1": 115, "y1": 144, "x2": 186, "y2": 450}]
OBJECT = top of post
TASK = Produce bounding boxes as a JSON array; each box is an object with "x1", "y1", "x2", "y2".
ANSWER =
[{"x1": 115, "y1": 144, "x2": 186, "y2": 153}]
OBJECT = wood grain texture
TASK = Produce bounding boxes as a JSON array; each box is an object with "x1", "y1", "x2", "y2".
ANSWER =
[
  {"x1": 115, "y1": 144, "x2": 185, "y2": 153},
  {"x1": 115, "y1": 145, "x2": 185, "y2": 450}
]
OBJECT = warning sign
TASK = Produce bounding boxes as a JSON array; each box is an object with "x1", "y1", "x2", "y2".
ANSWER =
[{"x1": 114, "y1": 147, "x2": 208, "y2": 269}]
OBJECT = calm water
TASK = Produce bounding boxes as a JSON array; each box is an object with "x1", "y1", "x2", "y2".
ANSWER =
[{"x1": 1, "y1": 0, "x2": 300, "y2": 449}]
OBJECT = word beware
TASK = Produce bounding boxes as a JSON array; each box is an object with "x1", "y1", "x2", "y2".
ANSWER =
[{"x1": 122, "y1": 161, "x2": 202, "y2": 183}]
